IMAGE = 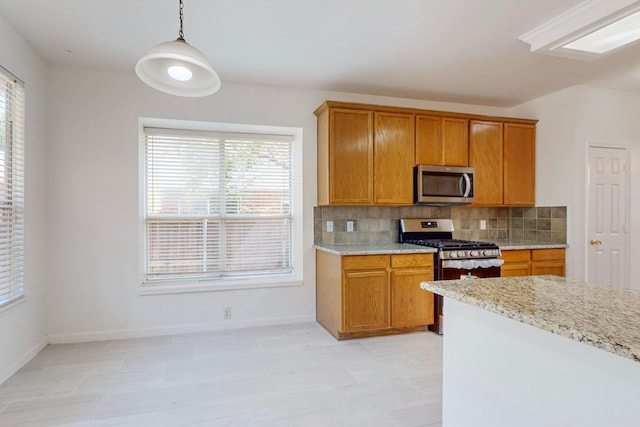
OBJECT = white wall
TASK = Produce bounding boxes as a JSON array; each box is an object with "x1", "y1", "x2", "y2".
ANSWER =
[
  {"x1": 510, "y1": 86, "x2": 640, "y2": 288},
  {"x1": 0, "y1": 15, "x2": 49, "y2": 381},
  {"x1": 45, "y1": 64, "x2": 513, "y2": 342}
]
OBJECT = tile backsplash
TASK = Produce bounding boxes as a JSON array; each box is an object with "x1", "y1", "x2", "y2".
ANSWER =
[{"x1": 314, "y1": 205, "x2": 567, "y2": 245}]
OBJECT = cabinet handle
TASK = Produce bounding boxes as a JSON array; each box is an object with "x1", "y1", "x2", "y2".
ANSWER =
[{"x1": 590, "y1": 239, "x2": 602, "y2": 246}]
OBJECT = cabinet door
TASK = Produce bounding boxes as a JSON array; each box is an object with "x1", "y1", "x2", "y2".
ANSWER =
[
  {"x1": 504, "y1": 123, "x2": 535, "y2": 206},
  {"x1": 391, "y1": 268, "x2": 434, "y2": 327},
  {"x1": 343, "y1": 270, "x2": 389, "y2": 332},
  {"x1": 531, "y1": 249, "x2": 565, "y2": 277},
  {"x1": 500, "y1": 250, "x2": 531, "y2": 277},
  {"x1": 531, "y1": 262, "x2": 565, "y2": 276},
  {"x1": 501, "y1": 263, "x2": 531, "y2": 277},
  {"x1": 415, "y1": 115, "x2": 441, "y2": 165},
  {"x1": 415, "y1": 116, "x2": 468, "y2": 166},
  {"x1": 442, "y1": 118, "x2": 469, "y2": 166},
  {"x1": 470, "y1": 120, "x2": 503, "y2": 205},
  {"x1": 374, "y1": 112, "x2": 415, "y2": 205},
  {"x1": 329, "y1": 108, "x2": 373, "y2": 204}
]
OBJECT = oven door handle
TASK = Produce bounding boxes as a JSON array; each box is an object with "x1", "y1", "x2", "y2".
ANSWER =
[
  {"x1": 442, "y1": 259, "x2": 505, "y2": 269},
  {"x1": 460, "y1": 173, "x2": 471, "y2": 197}
]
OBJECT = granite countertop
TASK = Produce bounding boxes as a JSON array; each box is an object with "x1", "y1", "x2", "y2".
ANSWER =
[
  {"x1": 314, "y1": 243, "x2": 437, "y2": 255},
  {"x1": 492, "y1": 240, "x2": 569, "y2": 250},
  {"x1": 314, "y1": 241, "x2": 566, "y2": 255},
  {"x1": 421, "y1": 275, "x2": 640, "y2": 363}
]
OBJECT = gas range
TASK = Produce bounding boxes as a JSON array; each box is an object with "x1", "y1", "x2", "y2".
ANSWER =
[
  {"x1": 399, "y1": 218, "x2": 503, "y2": 335},
  {"x1": 399, "y1": 219, "x2": 501, "y2": 260}
]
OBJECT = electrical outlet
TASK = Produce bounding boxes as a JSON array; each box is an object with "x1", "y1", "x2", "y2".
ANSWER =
[
  {"x1": 346, "y1": 220, "x2": 354, "y2": 232},
  {"x1": 326, "y1": 221, "x2": 334, "y2": 232},
  {"x1": 480, "y1": 220, "x2": 487, "y2": 230},
  {"x1": 224, "y1": 307, "x2": 231, "y2": 320}
]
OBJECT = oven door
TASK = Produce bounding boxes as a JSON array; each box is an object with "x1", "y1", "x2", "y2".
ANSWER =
[
  {"x1": 431, "y1": 259, "x2": 503, "y2": 334},
  {"x1": 439, "y1": 266, "x2": 501, "y2": 280},
  {"x1": 438, "y1": 258, "x2": 503, "y2": 279}
]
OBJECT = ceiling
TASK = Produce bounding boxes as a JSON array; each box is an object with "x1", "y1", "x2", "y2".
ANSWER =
[{"x1": 1, "y1": 0, "x2": 640, "y2": 107}]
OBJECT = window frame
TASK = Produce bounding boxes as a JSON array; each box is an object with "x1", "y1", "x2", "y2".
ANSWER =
[
  {"x1": 138, "y1": 118, "x2": 303, "y2": 295},
  {"x1": 0, "y1": 66, "x2": 25, "y2": 311}
]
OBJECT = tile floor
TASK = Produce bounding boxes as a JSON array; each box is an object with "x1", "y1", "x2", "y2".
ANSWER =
[{"x1": 0, "y1": 323, "x2": 443, "y2": 426}]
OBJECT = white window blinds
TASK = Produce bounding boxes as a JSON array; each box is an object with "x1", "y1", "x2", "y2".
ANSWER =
[
  {"x1": 0, "y1": 68, "x2": 25, "y2": 307},
  {"x1": 143, "y1": 127, "x2": 294, "y2": 282}
]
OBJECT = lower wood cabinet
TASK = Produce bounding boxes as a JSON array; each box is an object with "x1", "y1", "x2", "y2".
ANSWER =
[
  {"x1": 316, "y1": 250, "x2": 434, "y2": 340},
  {"x1": 343, "y1": 269, "x2": 389, "y2": 332},
  {"x1": 500, "y1": 248, "x2": 566, "y2": 277}
]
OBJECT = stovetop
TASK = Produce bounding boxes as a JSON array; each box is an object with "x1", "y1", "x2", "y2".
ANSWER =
[
  {"x1": 402, "y1": 238, "x2": 498, "y2": 250},
  {"x1": 399, "y1": 218, "x2": 501, "y2": 260}
]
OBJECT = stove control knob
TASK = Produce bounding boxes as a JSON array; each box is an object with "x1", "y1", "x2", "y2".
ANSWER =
[
  {"x1": 448, "y1": 252, "x2": 458, "y2": 258},
  {"x1": 470, "y1": 250, "x2": 479, "y2": 257}
]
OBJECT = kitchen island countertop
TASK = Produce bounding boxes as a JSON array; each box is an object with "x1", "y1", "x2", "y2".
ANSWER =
[{"x1": 421, "y1": 275, "x2": 640, "y2": 363}]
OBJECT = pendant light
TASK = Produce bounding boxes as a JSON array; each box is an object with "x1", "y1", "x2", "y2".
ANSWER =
[{"x1": 135, "y1": 0, "x2": 220, "y2": 97}]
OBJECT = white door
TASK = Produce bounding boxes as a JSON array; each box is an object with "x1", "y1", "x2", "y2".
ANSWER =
[{"x1": 587, "y1": 146, "x2": 629, "y2": 288}]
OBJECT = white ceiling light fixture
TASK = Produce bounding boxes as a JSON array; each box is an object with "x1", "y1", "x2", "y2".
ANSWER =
[
  {"x1": 519, "y1": 0, "x2": 640, "y2": 60},
  {"x1": 135, "y1": 0, "x2": 221, "y2": 97}
]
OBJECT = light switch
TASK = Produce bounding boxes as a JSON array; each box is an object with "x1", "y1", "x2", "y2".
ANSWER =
[
  {"x1": 480, "y1": 220, "x2": 487, "y2": 230},
  {"x1": 326, "y1": 221, "x2": 334, "y2": 232},
  {"x1": 346, "y1": 220, "x2": 354, "y2": 232}
]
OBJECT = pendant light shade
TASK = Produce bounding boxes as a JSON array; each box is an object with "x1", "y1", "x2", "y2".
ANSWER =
[{"x1": 135, "y1": 0, "x2": 220, "y2": 97}]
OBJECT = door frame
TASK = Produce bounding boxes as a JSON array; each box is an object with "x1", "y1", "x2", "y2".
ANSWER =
[{"x1": 584, "y1": 143, "x2": 630, "y2": 287}]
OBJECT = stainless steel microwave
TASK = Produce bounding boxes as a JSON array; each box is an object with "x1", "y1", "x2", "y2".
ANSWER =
[{"x1": 415, "y1": 165, "x2": 475, "y2": 205}]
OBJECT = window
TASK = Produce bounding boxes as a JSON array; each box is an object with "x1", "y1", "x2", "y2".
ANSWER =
[
  {"x1": 142, "y1": 124, "x2": 298, "y2": 289},
  {"x1": 0, "y1": 67, "x2": 25, "y2": 308}
]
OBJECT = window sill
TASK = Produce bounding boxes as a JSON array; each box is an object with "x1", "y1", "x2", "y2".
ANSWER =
[
  {"x1": 139, "y1": 276, "x2": 303, "y2": 296},
  {"x1": 0, "y1": 296, "x2": 28, "y2": 317}
]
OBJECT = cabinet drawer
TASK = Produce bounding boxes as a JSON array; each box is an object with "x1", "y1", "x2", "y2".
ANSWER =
[
  {"x1": 343, "y1": 255, "x2": 389, "y2": 270},
  {"x1": 391, "y1": 254, "x2": 433, "y2": 268},
  {"x1": 531, "y1": 262, "x2": 565, "y2": 276},
  {"x1": 531, "y1": 249, "x2": 565, "y2": 262},
  {"x1": 500, "y1": 250, "x2": 530, "y2": 262}
]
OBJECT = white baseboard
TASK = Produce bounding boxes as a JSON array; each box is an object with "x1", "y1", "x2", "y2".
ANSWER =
[
  {"x1": 48, "y1": 314, "x2": 316, "y2": 344},
  {"x1": 0, "y1": 336, "x2": 48, "y2": 385}
]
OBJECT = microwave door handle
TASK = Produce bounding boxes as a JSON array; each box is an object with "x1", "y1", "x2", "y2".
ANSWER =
[{"x1": 461, "y1": 173, "x2": 471, "y2": 197}]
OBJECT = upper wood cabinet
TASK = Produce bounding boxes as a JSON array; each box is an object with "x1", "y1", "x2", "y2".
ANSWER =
[
  {"x1": 316, "y1": 103, "x2": 414, "y2": 205},
  {"x1": 415, "y1": 115, "x2": 469, "y2": 166},
  {"x1": 504, "y1": 123, "x2": 536, "y2": 206},
  {"x1": 470, "y1": 120, "x2": 536, "y2": 206},
  {"x1": 373, "y1": 112, "x2": 415, "y2": 204},
  {"x1": 322, "y1": 108, "x2": 373, "y2": 205},
  {"x1": 315, "y1": 101, "x2": 536, "y2": 206},
  {"x1": 469, "y1": 120, "x2": 504, "y2": 205}
]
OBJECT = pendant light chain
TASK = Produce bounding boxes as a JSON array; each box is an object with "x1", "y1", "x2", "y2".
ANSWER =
[{"x1": 178, "y1": 0, "x2": 185, "y2": 41}]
